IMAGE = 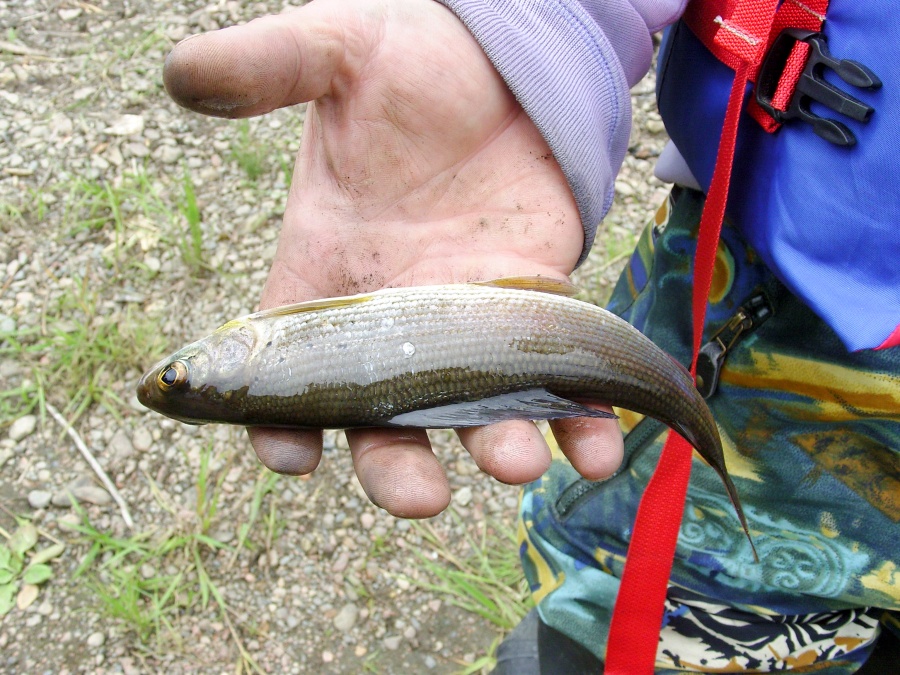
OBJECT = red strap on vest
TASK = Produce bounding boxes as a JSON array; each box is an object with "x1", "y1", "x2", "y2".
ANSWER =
[
  {"x1": 605, "y1": 2, "x2": 781, "y2": 672},
  {"x1": 685, "y1": 0, "x2": 831, "y2": 132},
  {"x1": 747, "y1": 0, "x2": 830, "y2": 131}
]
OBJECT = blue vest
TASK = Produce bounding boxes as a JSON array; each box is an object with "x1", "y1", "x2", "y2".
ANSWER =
[{"x1": 657, "y1": 4, "x2": 900, "y2": 351}]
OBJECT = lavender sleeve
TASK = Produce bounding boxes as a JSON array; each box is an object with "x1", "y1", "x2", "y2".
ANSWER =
[{"x1": 434, "y1": 0, "x2": 686, "y2": 266}]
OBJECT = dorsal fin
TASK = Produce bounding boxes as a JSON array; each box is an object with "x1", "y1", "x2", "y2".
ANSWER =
[
  {"x1": 475, "y1": 275, "x2": 578, "y2": 297},
  {"x1": 243, "y1": 294, "x2": 375, "y2": 322}
]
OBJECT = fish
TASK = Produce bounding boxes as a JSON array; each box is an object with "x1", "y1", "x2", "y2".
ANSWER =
[{"x1": 137, "y1": 277, "x2": 754, "y2": 551}]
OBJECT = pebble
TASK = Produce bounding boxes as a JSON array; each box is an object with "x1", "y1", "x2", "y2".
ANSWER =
[
  {"x1": 105, "y1": 114, "x2": 144, "y2": 136},
  {"x1": 9, "y1": 415, "x2": 37, "y2": 441},
  {"x1": 331, "y1": 551, "x2": 350, "y2": 574},
  {"x1": 27, "y1": 489, "x2": 52, "y2": 509},
  {"x1": 321, "y1": 650, "x2": 334, "y2": 664},
  {"x1": 360, "y1": 513, "x2": 375, "y2": 530},
  {"x1": 17, "y1": 584, "x2": 38, "y2": 610},
  {"x1": 108, "y1": 429, "x2": 134, "y2": 462},
  {"x1": 86, "y1": 632, "x2": 106, "y2": 648},
  {"x1": 131, "y1": 427, "x2": 153, "y2": 452},
  {"x1": 70, "y1": 484, "x2": 112, "y2": 506},
  {"x1": 383, "y1": 635, "x2": 402, "y2": 651},
  {"x1": 332, "y1": 603, "x2": 359, "y2": 632},
  {"x1": 455, "y1": 486, "x2": 473, "y2": 507},
  {"x1": 646, "y1": 118, "x2": 667, "y2": 134},
  {"x1": 424, "y1": 655, "x2": 437, "y2": 669},
  {"x1": 154, "y1": 144, "x2": 182, "y2": 164}
]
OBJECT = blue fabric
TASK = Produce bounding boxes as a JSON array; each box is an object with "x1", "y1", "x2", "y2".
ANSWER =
[{"x1": 656, "y1": 5, "x2": 900, "y2": 351}]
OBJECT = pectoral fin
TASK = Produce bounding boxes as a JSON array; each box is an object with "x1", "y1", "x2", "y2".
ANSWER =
[{"x1": 385, "y1": 389, "x2": 616, "y2": 428}]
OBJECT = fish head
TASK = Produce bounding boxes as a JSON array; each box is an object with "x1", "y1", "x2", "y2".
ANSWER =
[{"x1": 137, "y1": 319, "x2": 261, "y2": 425}]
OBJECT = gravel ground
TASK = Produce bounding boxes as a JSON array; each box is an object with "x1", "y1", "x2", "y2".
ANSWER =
[{"x1": 0, "y1": 1, "x2": 670, "y2": 673}]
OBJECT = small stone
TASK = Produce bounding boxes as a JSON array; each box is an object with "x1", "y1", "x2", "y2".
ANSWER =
[
  {"x1": 37, "y1": 601, "x2": 53, "y2": 616},
  {"x1": 87, "y1": 631, "x2": 106, "y2": 648},
  {"x1": 70, "y1": 484, "x2": 112, "y2": 506},
  {"x1": 25, "y1": 614, "x2": 42, "y2": 627},
  {"x1": 140, "y1": 564, "x2": 156, "y2": 580},
  {"x1": 354, "y1": 645, "x2": 367, "y2": 657},
  {"x1": 17, "y1": 584, "x2": 39, "y2": 610},
  {"x1": 108, "y1": 429, "x2": 134, "y2": 462},
  {"x1": 105, "y1": 114, "x2": 144, "y2": 136},
  {"x1": 51, "y1": 490, "x2": 74, "y2": 508},
  {"x1": 58, "y1": 513, "x2": 80, "y2": 529},
  {"x1": 360, "y1": 513, "x2": 375, "y2": 530},
  {"x1": 9, "y1": 415, "x2": 37, "y2": 441},
  {"x1": 125, "y1": 142, "x2": 150, "y2": 158},
  {"x1": 333, "y1": 603, "x2": 359, "y2": 632},
  {"x1": 614, "y1": 179, "x2": 636, "y2": 197},
  {"x1": 27, "y1": 490, "x2": 52, "y2": 509},
  {"x1": 332, "y1": 551, "x2": 350, "y2": 574},
  {"x1": 131, "y1": 427, "x2": 153, "y2": 452},
  {"x1": 424, "y1": 655, "x2": 437, "y2": 669},
  {"x1": 58, "y1": 8, "x2": 82, "y2": 20},
  {"x1": 646, "y1": 118, "x2": 667, "y2": 134},
  {"x1": 154, "y1": 144, "x2": 182, "y2": 164},
  {"x1": 144, "y1": 255, "x2": 161, "y2": 273},
  {"x1": 0, "y1": 314, "x2": 15, "y2": 333},
  {"x1": 455, "y1": 486, "x2": 473, "y2": 507},
  {"x1": 403, "y1": 626, "x2": 417, "y2": 640},
  {"x1": 383, "y1": 635, "x2": 402, "y2": 651},
  {"x1": 321, "y1": 650, "x2": 334, "y2": 664}
]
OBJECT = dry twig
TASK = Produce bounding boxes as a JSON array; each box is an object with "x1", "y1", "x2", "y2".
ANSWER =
[{"x1": 45, "y1": 402, "x2": 135, "y2": 530}]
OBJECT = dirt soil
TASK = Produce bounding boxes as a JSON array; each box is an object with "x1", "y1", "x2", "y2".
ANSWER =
[{"x1": 0, "y1": 1, "x2": 670, "y2": 673}]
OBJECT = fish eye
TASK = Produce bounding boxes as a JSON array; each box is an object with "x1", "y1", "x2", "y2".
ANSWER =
[{"x1": 157, "y1": 361, "x2": 188, "y2": 390}]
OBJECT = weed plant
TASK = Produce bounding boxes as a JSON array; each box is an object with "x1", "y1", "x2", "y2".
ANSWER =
[
  {"x1": 69, "y1": 442, "x2": 279, "y2": 673},
  {"x1": 403, "y1": 512, "x2": 533, "y2": 673}
]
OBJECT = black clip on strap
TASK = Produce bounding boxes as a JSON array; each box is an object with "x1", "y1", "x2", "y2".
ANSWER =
[{"x1": 755, "y1": 29, "x2": 882, "y2": 146}]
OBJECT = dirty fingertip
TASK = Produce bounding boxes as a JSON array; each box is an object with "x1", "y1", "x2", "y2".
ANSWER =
[
  {"x1": 247, "y1": 427, "x2": 323, "y2": 475},
  {"x1": 550, "y1": 410, "x2": 624, "y2": 481},
  {"x1": 457, "y1": 421, "x2": 551, "y2": 485}
]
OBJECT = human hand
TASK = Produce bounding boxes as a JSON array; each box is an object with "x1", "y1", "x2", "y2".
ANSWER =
[{"x1": 163, "y1": 0, "x2": 624, "y2": 517}]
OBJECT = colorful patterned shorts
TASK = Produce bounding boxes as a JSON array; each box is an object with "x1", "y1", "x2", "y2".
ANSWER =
[{"x1": 519, "y1": 187, "x2": 900, "y2": 672}]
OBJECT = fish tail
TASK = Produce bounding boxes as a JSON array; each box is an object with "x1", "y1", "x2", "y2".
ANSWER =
[{"x1": 720, "y1": 470, "x2": 759, "y2": 562}]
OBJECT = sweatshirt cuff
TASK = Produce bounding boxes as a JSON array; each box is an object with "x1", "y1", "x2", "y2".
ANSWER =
[{"x1": 434, "y1": 0, "x2": 652, "y2": 266}]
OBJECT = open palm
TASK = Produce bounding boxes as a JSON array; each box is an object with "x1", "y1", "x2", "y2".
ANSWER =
[{"x1": 164, "y1": 0, "x2": 623, "y2": 517}]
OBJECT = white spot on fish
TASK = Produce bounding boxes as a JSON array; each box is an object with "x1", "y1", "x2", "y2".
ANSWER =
[{"x1": 402, "y1": 342, "x2": 416, "y2": 358}]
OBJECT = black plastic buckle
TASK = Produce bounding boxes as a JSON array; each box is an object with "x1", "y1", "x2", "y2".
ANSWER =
[
  {"x1": 695, "y1": 292, "x2": 773, "y2": 399},
  {"x1": 755, "y1": 29, "x2": 881, "y2": 146}
]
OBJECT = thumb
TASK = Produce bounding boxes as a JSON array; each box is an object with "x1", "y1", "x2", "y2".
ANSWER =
[{"x1": 163, "y1": 6, "x2": 351, "y2": 118}]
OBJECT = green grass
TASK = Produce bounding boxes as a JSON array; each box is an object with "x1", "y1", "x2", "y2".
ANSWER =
[
  {"x1": 0, "y1": 271, "x2": 169, "y2": 425},
  {"x1": 229, "y1": 120, "x2": 270, "y2": 182},
  {"x1": 403, "y1": 511, "x2": 532, "y2": 673},
  {"x1": 69, "y1": 442, "x2": 277, "y2": 672},
  {"x1": 176, "y1": 165, "x2": 207, "y2": 271}
]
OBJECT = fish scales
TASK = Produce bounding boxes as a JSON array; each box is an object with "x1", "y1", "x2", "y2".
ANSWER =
[
  {"x1": 138, "y1": 284, "x2": 703, "y2": 436},
  {"x1": 137, "y1": 280, "x2": 754, "y2": 553}
]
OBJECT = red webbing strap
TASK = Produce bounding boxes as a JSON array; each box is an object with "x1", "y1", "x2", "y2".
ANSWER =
[
  {"x1": 747, "y1": 0, "x2": 830, "y2": 131},
  {"x1": 604, "y1": 2, "x2": 778, "y2": 672},
  {"x1": 685, "y1": 1, "x2": 830, "y2": 132}
]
